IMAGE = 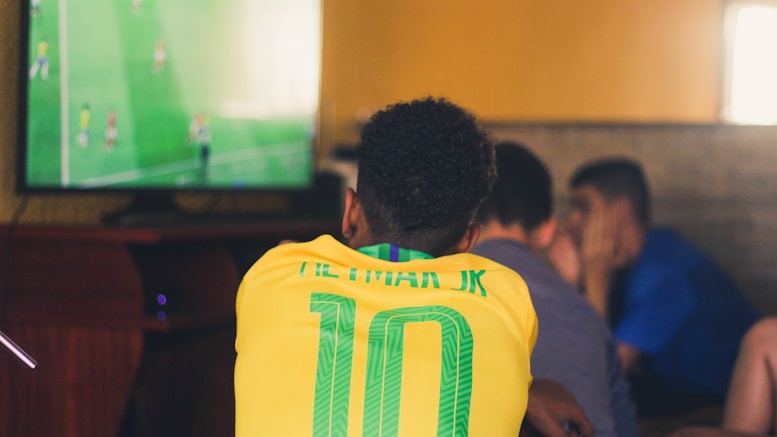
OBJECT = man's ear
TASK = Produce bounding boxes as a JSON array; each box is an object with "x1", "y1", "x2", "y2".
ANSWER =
[
  {"x1": 341, "y1": 188, "x2": 360, "y2": 240},
  {"x1": 532, "y1": 216, "x2": 557, "y2": 249},
  {"x1": 452, "y1": 222, "x2": 482, "y2": 254}
]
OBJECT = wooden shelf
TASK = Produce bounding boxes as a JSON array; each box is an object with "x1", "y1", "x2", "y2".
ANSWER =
[
  {"x1": 2, "y1": 217, "x2": 341, "y2": 243},
  {"x1": 0, "y1": 220, "x2": 339, "y2": 437}
]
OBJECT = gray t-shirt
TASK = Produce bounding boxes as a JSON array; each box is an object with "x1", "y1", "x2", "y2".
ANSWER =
[{"x1": 473, "y1": 239, "x2": 639, "y2": 437}]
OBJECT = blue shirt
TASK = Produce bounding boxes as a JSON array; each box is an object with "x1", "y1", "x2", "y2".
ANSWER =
[{"x1": 612, "y1": 228, "x2": 757, "y2": 399}]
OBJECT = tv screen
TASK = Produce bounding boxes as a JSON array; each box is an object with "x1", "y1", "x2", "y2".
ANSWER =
[{"x1": 20, "y1": 0, "x2": 321, "y2": 192}]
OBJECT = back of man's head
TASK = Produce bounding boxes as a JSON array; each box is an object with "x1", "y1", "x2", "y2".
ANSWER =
[
  {"x1": 475, "y1": 141, "x2": 553, "y2": 232},
  {"x1": 356, "y1": 97, "x2": 496, "y2": 255},
  {"x1": 570, "y1": 157, "x2": 651, "y2": 225}
]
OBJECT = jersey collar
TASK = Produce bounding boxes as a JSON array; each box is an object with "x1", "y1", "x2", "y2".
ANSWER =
[{"x1": 357, "y1": 243, "x2": 433, "y2": 262}]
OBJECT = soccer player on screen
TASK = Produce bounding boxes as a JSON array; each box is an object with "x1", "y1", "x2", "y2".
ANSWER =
[
  {"x1": 77, "y1": 103, "x2": 91, "y2": 147},
  {"x1": 153, "y1": 39, "x2": 167, "y2": 73},
  {"x1": 197, "y1": 114, "x2": 211, "y2": 180},
  {"x1": 104, "y1": 109, "x2": 117, "y2": 150},
  {"x1": 29, "y1": 37, "x2": 49, "y2": 80},
  {"x1": 30, "y1": 0, "x2": 42, "y2": 17},
  {"x1": 188, "y1": 113, "x2": 212, "y2": 180},
  {"x1": 130, "y1": 0, "x2": 142, "y2": 15},
  {"x1": 234, "y1": 97, "x2": 592, "y2": 436},
  {"x1": 188, "y1": 114, "x2": 203, "y2": 145}
]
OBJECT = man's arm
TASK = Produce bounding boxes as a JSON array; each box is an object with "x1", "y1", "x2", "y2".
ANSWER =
[
  {"x1": 578, "y1": 209, "x2": 619, "y2": 321},
  {"x1": 546, "y1": 225, "x2": 582, "y2": 288},
  {"x1": 617, "y1": 342, "x2": 641, "y2": 376},
  {"x1": 522, "y1": 379, "x2": 595, "y2": 437},
  {"x1": 614, "y1": 275, "x2": 698, "y2": 377},
  {"x1": 581, "y1": 267, "x2": 612, "y2": 321},
  {"x1": 547, "y1": 211, "x2": 618, "y2": 321}
]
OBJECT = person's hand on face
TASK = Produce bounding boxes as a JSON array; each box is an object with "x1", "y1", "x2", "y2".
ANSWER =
[
  {"x1": 547, "y1": 223, "x2": 582, "y2": 288},
  {"x1": 564, "y1": 186, "x2": 618, "y2": 276},
  {"x1": 579, "y1": 205, "x2": 618, "y2": 281},
  {"x1": 562, "y1": 185, "x2": 622, "y2": 315}
]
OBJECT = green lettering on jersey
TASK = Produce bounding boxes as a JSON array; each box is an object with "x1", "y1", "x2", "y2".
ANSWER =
[
  {"x1": 393, "y1": 272, "x2": 419, "y2": 288},
  {"x1": 310, "y1": 293, "x2": 356, "y2": 436},
  {"x1": 451, "y1": 270, "x2": 488, "y2": 297},
  {"x1": 299, "y1": 261, "x2": 308, "y2": 277},
  {"x1": 421, "y1": 272, "x2": 440, "y2": 289},
  {"x1": 315, "y1": 263, "x2": 339, "y2": 278},
  {"x1": 363, "y1": 306, "x2": 473, "y2": 437},
  {"x1": 311, "y1": 294, "x2": 474, "y2": 437},
  {"x1": 367, "y1": 270, "x2": 387, "y2": 284}
]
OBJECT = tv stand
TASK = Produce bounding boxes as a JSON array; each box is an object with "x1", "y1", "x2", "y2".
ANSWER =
[
  {"x1": 102, "y1": 192, "x2": 185, "y2": 226},
  {"x1": 0, "y1": 219, "x2": 339, "y2": 436},
  {"x1": 102, "y1": 171, "x2": 346, "y2": 227}
]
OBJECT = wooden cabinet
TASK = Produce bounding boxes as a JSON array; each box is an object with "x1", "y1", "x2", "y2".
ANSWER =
[{"x1": 0, "y1": 220, "x2": 339, "y2": 437}]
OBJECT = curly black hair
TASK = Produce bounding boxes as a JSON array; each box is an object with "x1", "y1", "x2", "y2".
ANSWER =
[{"x1": 356, "y1": 97, "x2": 496, "y2": 256}]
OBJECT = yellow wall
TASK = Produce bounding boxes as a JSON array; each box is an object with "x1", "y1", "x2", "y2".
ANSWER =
[
  {"x1": 1, "y1": 0, "x2": 723, "y2": 223},
  {"x1": 321, "y1": 0, "x2": 723, "y2": 146}
]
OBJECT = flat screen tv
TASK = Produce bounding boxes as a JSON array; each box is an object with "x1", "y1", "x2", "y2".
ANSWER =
[{"x1": 18, "y1": 0, "x2": 322, "y2": 221}]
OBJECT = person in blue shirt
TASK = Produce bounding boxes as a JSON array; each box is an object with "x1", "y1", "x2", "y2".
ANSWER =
[{"x1": 548, "y1": 157, "x2": 758, "y2": 415}]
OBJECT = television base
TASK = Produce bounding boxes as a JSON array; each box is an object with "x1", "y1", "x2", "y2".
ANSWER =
[
  {"x1": 101, "y1": 171, "x2": 346, "y2": 227},
  {"x1": 102, "y1": 192, "x2": 185, "y2": 226}
]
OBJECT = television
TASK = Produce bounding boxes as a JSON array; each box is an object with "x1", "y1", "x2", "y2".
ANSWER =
[{"x1": 18, "y1": 0, "x2": 324, "y2": 223}]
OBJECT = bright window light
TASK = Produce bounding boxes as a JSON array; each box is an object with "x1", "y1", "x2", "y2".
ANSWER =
[{"x1": 723, "y1": 3, "x2": 777, "y2": 124}]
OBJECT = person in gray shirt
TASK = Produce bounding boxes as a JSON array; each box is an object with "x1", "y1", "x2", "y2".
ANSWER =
[{"x1": 473, "y1": 141, "x2": 639, "y2": 437}]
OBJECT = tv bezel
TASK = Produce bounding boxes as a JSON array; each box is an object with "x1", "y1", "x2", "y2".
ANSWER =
[{"x1": 15, "y1": 0, "x2": 323, "y2": 203}]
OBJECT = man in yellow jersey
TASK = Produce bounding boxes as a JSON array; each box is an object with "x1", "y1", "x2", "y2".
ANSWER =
[
  {"x1": 235, "y1": 97, "x2": 591, "y2": 436},
  {"x1": 77, "y1": 103, "x2": 91, "y2": 147},
  {"x1": 29, "y1": 37, "x2": 49, "y2": 80}
]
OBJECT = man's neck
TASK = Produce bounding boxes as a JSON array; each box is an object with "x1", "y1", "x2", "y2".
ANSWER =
[{"x1": 478, "y1": 222, "x2": 530, "y2": 246}]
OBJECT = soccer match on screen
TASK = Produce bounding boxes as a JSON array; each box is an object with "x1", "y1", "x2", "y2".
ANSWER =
[{"x1": 24, "y1": 0, "x2": 321, "y2": 189}]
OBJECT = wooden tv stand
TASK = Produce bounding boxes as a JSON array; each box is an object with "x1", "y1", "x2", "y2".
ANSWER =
[{"x1": 0, "y1": 220, "x2": 339, "y2": 437}]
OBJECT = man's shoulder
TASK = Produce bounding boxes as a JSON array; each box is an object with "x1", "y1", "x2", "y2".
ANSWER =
[
  {"x1": 530, "y1": 273, "x2": 612, "y2": 341},
  {"x1": 449, "y1": 251, "x2": 531, "y2": 282},
  {"x1": 473, "y1": 239, "x2": 578, "y2": 298},
  {"x1": 642, "y1": 228, "x2": 701, "y2": 260},
  {"x1": 472, "y1": 239, "x2": 538, "y2": 274},
  {"x1": 635, "y1": 228, "x2": 731, "y2": 286},
  {"x1": 246, "y1": 235, "x2": 344, "y2": 272}
]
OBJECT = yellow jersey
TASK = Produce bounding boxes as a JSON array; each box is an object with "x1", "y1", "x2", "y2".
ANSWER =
[{"x1": 235, "y1": 235, "x2": 537, "y2": 436}]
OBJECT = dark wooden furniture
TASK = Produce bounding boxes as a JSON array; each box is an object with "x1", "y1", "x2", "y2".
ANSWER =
[{"x1": 0, "y1": 220, "x2": 339, "y2": 437}]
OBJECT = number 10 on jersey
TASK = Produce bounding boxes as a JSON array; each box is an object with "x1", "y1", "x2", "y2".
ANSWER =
[{"x1": 310, "y1": 292, "x2": 474, "y2": 437}]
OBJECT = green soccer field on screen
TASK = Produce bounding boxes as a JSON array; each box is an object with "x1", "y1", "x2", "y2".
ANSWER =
[{"x1": 25, "y1": 0, "x2": 320, "y2": 189}]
